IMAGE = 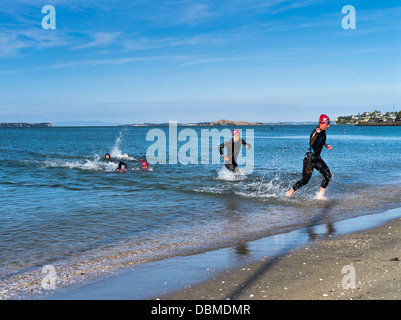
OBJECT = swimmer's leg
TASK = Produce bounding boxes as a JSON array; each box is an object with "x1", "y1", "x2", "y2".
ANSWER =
[
  {"x1": 286, "y1": 153, "x2": 313, "y2": 197},
  {"x1": 314, "y1": 158, "x2": 331, "y2": 199},
  {"x1": 225, "y1": 163, "x2": 238, "y2": 172},
  {"x1": 314, "y1": 158, "x2": 331, "y2": 189}
]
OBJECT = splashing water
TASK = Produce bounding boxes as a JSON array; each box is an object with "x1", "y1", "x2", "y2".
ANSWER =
[
  {"x1": 110, "y1": 129, "x2": 126, "y2": 158},
  {"x1": 217, "y1": 166, "x2": 247, "y2": 181},
  {"x1": 36, "y1": 130, "x2": 137, "y2": 171}
]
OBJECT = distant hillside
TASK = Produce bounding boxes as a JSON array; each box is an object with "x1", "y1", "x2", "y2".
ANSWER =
[
  {"x1": 0, "y1": 122, "x2": 52, "y2": 128},
  {"x1": 122, "y1": 119, "x2": 264, "y2": 126},
  {"x1": 54, "y1": 121, "x2": 120, "y2": 126},
  {"x1": 212, "y1": 119, "x2": 262, "y2": 126}
]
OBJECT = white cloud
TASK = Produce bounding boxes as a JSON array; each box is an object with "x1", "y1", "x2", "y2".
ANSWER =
[
  {"x1": 0, "y1": 27, "x2": 70, "y2": 57},
  {"x1": 71, "y1": 31, "x2": 122, "y2": 50}
]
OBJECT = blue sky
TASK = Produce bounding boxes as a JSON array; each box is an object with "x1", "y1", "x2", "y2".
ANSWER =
[{"x1": 0, "y1": 0, "x2": 400, "y2": 125}]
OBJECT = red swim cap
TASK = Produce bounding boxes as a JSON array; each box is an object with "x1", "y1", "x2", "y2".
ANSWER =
[
  {"x1": 232, "y1": 129, "x2": 240, "y2": 136},
  {"x1": 319, "y1": 114, "x2": 330, "y2": 124},
  {"x1": 141, "y1": 161, "x2": 148, "y2": 167}
]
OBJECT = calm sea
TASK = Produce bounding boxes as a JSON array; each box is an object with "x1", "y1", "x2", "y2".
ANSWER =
[{"x1": 1, "y1": 125, "x2": 400, "y2": 288}]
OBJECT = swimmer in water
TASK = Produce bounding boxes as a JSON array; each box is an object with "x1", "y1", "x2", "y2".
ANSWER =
[
  {"x1": 104, "y1": 153, "x2": 124, "y2": 169},
  {"x1": 286, "y1": 114, "x2": 333, "y2": 200},
  {"x1": 117, "y1": 161, "x2": 127, "y2": 172},
  {"x1": 140, "y1": 161, "x2": 153, "y2": 171},
  {"x1": 104, "y1": 154, "x2": 128, "y2": 171}
]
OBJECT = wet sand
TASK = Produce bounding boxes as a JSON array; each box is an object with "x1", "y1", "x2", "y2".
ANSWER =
[
  {"x1": 3, "y1": 209, "x2": 401, "y2": 300},
  {"x1": 161, "y1": 217, "x2": 401, "y2": 300}
]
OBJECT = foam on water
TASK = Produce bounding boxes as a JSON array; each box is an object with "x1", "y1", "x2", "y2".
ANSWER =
[
  {"x1": 217, "y1": 166, "x2": 247, "y2": 181},
  {"x1": 35, "y1": 130, "x2": 140, "y2": 171}
]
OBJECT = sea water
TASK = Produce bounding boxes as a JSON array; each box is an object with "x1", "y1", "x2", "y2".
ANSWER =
[{"x1": 0, "y1": 125, "x2": 400, "y2": 292}]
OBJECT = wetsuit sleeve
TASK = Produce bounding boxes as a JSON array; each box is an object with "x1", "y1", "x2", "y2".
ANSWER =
[
  {"x1": 218, "y1": 141, "x2": 229, "y2": 155},
  {"x1": 309, "y1": 129, "x2": 319, "y2": 148},
  {"x1": 117, "y1": 161, "x2": 127, "y2": 169},
  {"x1": 241, "y1": 139, "x2": 251, "y2": 148}
]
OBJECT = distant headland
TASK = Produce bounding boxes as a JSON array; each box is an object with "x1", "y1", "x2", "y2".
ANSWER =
[
  {"x1": 0, "y1": 122, "x2": 52, "y2": 128},
  {"x1": 122, "y1": 119, "x2": 262, "y2": 126},
  {"x1": 121, "y1": 119, "x2": 315, "y2": 127},
  {"x1": 211, "y1": 119, "x2": 262, "y2": 126}
]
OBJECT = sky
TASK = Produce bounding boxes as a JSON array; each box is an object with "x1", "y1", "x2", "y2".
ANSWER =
[{"x1": 0, "y1": 0, "x2": 400, "y2": 125}]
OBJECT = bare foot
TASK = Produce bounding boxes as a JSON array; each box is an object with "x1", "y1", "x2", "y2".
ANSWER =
[
  {"x1": 285, "y1": 188, "x2": 294, "y2": 197},
  {"x1": 315, "y1": 188, "x2": 327, "y2": 200},
  {"x1": 314, "y1": 193, "x2": 326, "y2": 200}
]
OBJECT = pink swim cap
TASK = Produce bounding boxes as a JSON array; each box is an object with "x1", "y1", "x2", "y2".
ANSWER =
[
  {"x1": 319, "y1": 114, "x2": 330, "y2": 124},
  {"x1": 232, "y1": 129, "x2": 240, "y2": 136}
]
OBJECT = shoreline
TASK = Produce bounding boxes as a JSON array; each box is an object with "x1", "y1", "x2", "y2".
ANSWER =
[
  {"x1": 26, "y1": 206, "x2": 401, "y2": 300},
  {"x1": 355, "y1": 121, "x2": 401, "y2": 126},
  {"x1": 162, "y1": 208, "x2": 401, "y2": 300}
]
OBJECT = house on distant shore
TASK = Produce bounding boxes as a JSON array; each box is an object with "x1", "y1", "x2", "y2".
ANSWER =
[{"x1": 335, "y1": 110, "x2": 400, "y2": 125}]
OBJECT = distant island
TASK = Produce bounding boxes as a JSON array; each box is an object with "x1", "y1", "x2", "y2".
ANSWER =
[
  {"x1": 211, "y1": 119, "x2": 262, "y2": 126},
  {"x1": 335, "y1": 110, "x2": 401, "y2": 126},
  {"x1": 122, "y1": 119, "x2": 262, "y2": 127},
  {"x1": 0, "y1": 122, "x2": 52, "y2": 128},
  {"x1": 121, "y1": 119, "x2": 316, "y2": 127}
]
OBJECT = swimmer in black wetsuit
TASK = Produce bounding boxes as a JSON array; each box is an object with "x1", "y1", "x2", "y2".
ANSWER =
[
  {"x1": 117, "y1": 161, "x2": 127, "y2": 172},
  {"x1": 218, "y1": 129, "x2": 251, "y2": 173},
  {"x1": 104, "y1": 154, "x2": 127, "y2": 171},
  {"x1": 286, "y1": 114, "x2": 333, "y2": 200}
]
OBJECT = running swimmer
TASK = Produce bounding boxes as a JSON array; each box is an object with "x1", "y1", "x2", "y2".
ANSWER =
[
  {"x1": 218, "y1": 129, "x2": 251, "y2": 173},
  {"x1": 286, "y1": 114, "x2": 333, "y2": 200}
]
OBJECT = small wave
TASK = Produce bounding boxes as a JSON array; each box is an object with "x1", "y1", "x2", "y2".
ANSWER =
[
  {"x1": 194, "y1": 185, "x2": 232, "y2": 195},
  {"x1": 233, "y1": 176, "x2": 287, "y2": 201},
  {"x1": 43, "y1": 158, "x2": 118, "y2": 172},
  {"x1": 38, "y1": 131, "x2": 139, "y2": 171},
  {"x1": 217, "y1": 167, "x2": 247, "y2": 181},
  {"x1": 195, "y1": 173, "x2": 289, "y2": 201}
]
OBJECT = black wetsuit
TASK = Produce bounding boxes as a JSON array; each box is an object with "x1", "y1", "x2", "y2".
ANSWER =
[
  {"x1": 117, "y1": 161, "x2": 127, "y2": 171},
  {"x1": 292, "y1": 127, "x2": 332, "y2": 191},
  {"x1": 104, "y1": 156, "x2": 127, "y2": 171},
  {"x1": 218, "y1": 138, "x2": 251, "y2": 172}
]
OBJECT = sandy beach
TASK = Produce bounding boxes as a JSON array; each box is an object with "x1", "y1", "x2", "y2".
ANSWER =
[
  {"x1": 3, "y1": 208, "x2": 401, "y2": 300},
  {"x1": 161, "y1": 216, "x2": 401, "y2": 300}
]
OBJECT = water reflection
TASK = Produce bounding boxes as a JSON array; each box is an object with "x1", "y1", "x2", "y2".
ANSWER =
[{"x1": 306, "y1": 222, "x2": 335, "y2": 240}]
